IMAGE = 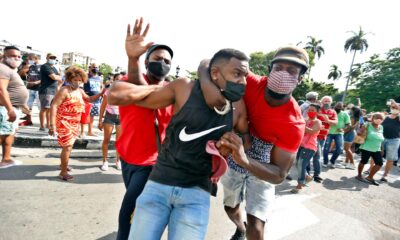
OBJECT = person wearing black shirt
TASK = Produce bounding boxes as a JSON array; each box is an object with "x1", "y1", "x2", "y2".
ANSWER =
[
  {"x1": 381, "y1": 100, "x2": 400, "y2": 182},
  {"x1": 109, "y1": 40, "x2": 250, "y2": 238}
]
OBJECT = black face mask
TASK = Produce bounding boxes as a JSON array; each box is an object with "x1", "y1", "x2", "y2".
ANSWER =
[
  {"x1": 335, "y1": 108, "x2": 342, "y2": 113},
  {"x1": 91, "y1": 68, "x2": 99, "y2": 74},
  {"x1": 148, "y1": 61, "x2": 171, "y2": 77},
  {"x1": 219, "y1": 72, "x2": 245, "y2": 102}
]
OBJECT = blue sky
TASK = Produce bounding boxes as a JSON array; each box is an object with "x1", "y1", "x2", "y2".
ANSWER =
[{"x1": 2, "y1": 0, "x2": 398, "y2": 90}]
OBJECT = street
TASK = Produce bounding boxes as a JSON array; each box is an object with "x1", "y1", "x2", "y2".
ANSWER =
[{"x1": 1, "y1": 146, "x2": 399, "y2": 240}]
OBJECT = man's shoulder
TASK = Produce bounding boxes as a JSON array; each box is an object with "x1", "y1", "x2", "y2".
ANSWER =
[{"x1": 246, "y1": 72, "x2": 267, "y2": 84}]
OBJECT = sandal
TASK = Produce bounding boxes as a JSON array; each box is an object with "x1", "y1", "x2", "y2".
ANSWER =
[
  {"x1": 365, "y1": 178, "x2": 379, "y2": 186},
  {"x1": 59, "y1": 173, "x2": 74, "y2": 181}
]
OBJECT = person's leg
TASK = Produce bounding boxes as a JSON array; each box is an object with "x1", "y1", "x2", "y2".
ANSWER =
[
  {"x1": 115, "y1": 125, "x2": 121, "y2": 163},
  {"x1": 365, "y1": 152, "x2": 383, "y2": 185},
  {"x1": 382, "y1": 139, "x2": 400, "y2": 179},
  {"x1": 313, "y1": 139, "x2": 325, "y2": 179},
  {"x1": 323, "y1": 135, "x2": 333, "y2": 165},
  {"x1": 357, "y1": 149, "x2": 371, "y2": 178},
  {"x1": 88, "y1": 115, "x2": 95, "y2": 136},
  {"x1": 39, "y1": 109, "x2": 46, "y2": 129},
  {"x1": 2, "y1": 134, "x2": 14, "y2": 161},
  {"x1": 45, "y1": 109, "x2": 51, "y2": 129},
  {"x1": 245, "y1": 174, "x2": 275, "y2": 240},
  {"x1": 221, "y1": 168, "x2": 247, "y2": 235},
  {"x1": 117, "y1": 164, "x2": 153, "y2": 240},
  {"x1": 168, "y1": 186, "x2": 210, "y2": 240},
  {"x1": 330, "y1": 134, "x2": 344, "y2": 165},
  {"x1": 59, "y1": 145, "x2": 73, "y2": 178},
  {"x1": 128, "y1": 181, "x2": 171, "y2": 240},
  {"x1": 101, "y1": 124, "x2": 113, "y2": 167}
]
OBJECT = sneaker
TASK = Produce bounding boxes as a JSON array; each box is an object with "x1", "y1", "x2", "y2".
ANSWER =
[
  {"x1": 347, "y1": 163, "x2": 356, "y2": 170},
  {"x1": 314, "y1": 176, "x2": 323, "y2": 183},
  {"x1": 116, "y1": 161, "x2": 122, "y2": 170},
  {"x1": 19, "y1": 120, "x2": 33, "y2": 126},
  {"x1": 329, "y1": 164, "x2": 335, "y2": 169},
  {"x1": 100, "y1": 162, "x2": 109, "y2": 171},
  {"x1": 0, "y1": 159, "x2": 22, "y2": 169},
  {"x1": 322, "y1": 163, "x2": 328, "y2": 168},
  {"x1": 230, "y1": 227, "x2": 246, "y2": 240}
]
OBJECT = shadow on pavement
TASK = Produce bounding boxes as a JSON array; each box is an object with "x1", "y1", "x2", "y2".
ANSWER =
[
  {"x1": 0, "y1": 165, "x2": 123, "y2": 184},
  {"x1": 97, "y1": 232, "x2": 117, "y2": 240},
  {"x1": 322, "y1": 176, "x2": 369, "y2": 191},
  {"x1": 388, "y1": 180, "x2": 400, "y2": 189}
]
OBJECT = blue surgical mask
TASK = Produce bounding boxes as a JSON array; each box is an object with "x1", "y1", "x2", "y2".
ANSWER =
[
  {"x1": 28, "y1": 60, "x2": 35, "y2": 65},
  {"x1": 48, "y1": 59, "x2": 56, "y2": 65}
]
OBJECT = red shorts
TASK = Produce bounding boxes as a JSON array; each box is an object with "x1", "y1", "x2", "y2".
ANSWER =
[{"x1": 80, "y1": 101, "x2": 92, "y2": 124}]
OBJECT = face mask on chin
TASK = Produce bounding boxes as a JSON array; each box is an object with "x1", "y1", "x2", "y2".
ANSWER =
[
  {"x1": 5, "y1": 57, "x2": 21, "y2": 69},
  {"x1": 148, "y1": 61, "x2": 171, "y2": 78}
]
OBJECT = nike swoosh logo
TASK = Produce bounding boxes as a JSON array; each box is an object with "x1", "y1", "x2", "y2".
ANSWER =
[{"x1": 179, "y1": 125, "x2": 226, "y2": 142}]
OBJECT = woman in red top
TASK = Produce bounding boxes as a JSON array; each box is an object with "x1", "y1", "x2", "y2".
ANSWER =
[{"x1": 292, "y1": 103, "x2": 322, "y2": 193}]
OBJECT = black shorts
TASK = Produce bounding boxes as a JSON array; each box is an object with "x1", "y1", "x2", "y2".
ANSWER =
[
  {"x1": 360, "y1": 149, "x2": 383, "y2": 166},
  {"x1": 103, "y1": 112, "x2": 120, "y2": 126}
]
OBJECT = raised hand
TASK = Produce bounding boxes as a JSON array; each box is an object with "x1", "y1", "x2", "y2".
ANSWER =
[{"x1": 125, "y1": 17, "x2": 154, "y2": 59}]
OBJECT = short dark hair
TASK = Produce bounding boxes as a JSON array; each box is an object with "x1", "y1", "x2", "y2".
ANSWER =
[
  {"x1": 309, "y1": 103, "x2": 321, "y2": 111},
  {"x1": 4, "y1": 46, "x2": 20, "y2": 52},
  {"x1": 208, "y1": 48, "x2": 249, "y2": 74}
]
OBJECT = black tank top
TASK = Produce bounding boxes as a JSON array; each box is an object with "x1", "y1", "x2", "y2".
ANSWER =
[
  {"x1": 382, "y1": 116, "x2": 400, "y2": 139},
  {"x1": 149, "y1": 81, "x2": 233, "y2": 193}
]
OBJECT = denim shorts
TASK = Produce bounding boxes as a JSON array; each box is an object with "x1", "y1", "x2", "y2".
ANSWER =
[
  {"x1": 0, "y1": 106, "x2": 21, "y2": 135},
  {"x1": 103, "y1": 112, "x2": 120, "y2": 126},
  {"x1": 221, "y1": 167, "x2": 275, "y2": 221},
  {"x1": 383, "y1": 138, "x2": 400, "y2": 161},
  {"x1": 344, "y1": 130, "x2": 356, "y2": 143}
]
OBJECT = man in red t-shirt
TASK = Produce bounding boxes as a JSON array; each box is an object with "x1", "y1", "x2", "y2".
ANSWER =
[
  {"x1": 108, "y1": 19, "x2": 174, "y2": 240},
  {"x1": 199, "y1": 45, "x2": 308, "y2": 240}
]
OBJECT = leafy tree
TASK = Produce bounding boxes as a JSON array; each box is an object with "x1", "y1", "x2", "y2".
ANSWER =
[
  {"x1": 355, "y1": 47, "x2": 400, "y2": 112},
  {"x1": 249, "y1": 51, "x2": 275, "y2": 76},
  {"x1": 305, "y1": 36, "x2": 325, "y2": 78},
  {"x1": 99, "y1": 63, "x2": 113, "y2": 83},
  {"x1": 327, "y1": 64, "x2": 342, "y2": 81},
  {"x1": 343, "y1": 26, "x2": 370, "y2": 102},
  {"x1": 292, "y1": 78, "x2": 338, "y2": 101}
]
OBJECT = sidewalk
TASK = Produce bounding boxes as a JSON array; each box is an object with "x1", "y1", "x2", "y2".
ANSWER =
[{"x1": 15, "y1": 105, "x2": 114, "y2": 149}]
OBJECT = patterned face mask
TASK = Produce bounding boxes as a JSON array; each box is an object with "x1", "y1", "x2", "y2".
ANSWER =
[{"x1": 267, "y1": 71, "x2": 298, "y2": 94}]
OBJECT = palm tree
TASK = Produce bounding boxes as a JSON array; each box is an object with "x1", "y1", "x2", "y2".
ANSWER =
[
  {"x1": 327, "y1": 64, "x2": 342, "y2": 81},
  {"x1": 305, "y1": 36, "x2": 325, "y2": 78},
  {"x1": 343, "y1": 26, "x2": 370, "y2": 102}
]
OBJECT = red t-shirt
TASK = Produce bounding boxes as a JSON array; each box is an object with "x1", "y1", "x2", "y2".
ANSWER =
[
  {"x1": 116, "y1": 76, "x2": 173, "y2": 166},
  {"x1": 244, "y1": 73, "x2": 305, "y2": 153},
  {"x1": 317, "y1": 108, "x2": 337, "y2": 140}
]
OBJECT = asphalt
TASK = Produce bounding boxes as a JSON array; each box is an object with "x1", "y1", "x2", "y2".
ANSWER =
[{"x1": 15, "y1": 105, "x2": 114, "y2": 149}]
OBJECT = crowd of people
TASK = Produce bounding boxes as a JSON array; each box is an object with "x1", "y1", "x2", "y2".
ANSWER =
[{"x1": 0, "y1": 17, "x2": 399, "y2": 240}]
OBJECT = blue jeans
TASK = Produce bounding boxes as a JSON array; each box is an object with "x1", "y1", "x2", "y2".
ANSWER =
[
  {"x1": 309, "y1": 139, "x2": 325, "y2": 176},
  {"x1": 27, "y1": 90, "x2": 40, "y2": 109},
  {"x1": 296, "y1": 147, "x2": 316, "y2": 184},
  {"x1": 323, "y1": 134, "x2": 344, "y2": 165},
  {"x1": 129, "y1": 180, "x2": 210, "y2": 240}
]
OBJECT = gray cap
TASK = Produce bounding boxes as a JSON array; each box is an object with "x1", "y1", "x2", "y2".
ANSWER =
[
  {"x1": 305, "y1": 91, "x2": 318, "y2": 100},
  {"x1": 145, "y1": 44, "x2": 173, "y2": 60}
]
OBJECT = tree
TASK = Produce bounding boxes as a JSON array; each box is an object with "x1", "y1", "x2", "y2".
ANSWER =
[
  {"x1": 343, "y1": 26, "x2": 370, "y2": 102},
  {"x1": 98, "y1": 63, "x2": 113, "y2": 83},
  {"x1": 292, "y1": 79, "x2": 339, "y2": 101},
  {"x1": 304, "y1": 36, "x2": 325, "y2": 78},
  {"x1": 73, "y1": 63, "x2": 88, "y2": 71},
  {"x1": 327, "y1": 64, "x2": 342, "y2": 81},
  {"x1": 249, "y1": 51, "x2": 276, "y2": 76},
  {"x1": 356, "y1": 47, "x2": 400, "y2": 112}
]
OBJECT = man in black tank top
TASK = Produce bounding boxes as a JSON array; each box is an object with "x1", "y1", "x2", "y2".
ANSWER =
[{"x1": 109, "y1": 44, "x2": 250, "y2": 238}]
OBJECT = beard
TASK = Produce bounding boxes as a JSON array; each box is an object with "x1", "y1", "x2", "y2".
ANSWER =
[{"x1": 266, "y1": 88, "x2": 288, "y2": 100}]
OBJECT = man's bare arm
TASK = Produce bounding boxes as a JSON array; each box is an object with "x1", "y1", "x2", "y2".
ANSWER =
[
  {"x1": 220, "y1": 132, "x2": 294, "y2": 184},
  {"x1": 0, "y1": 78, "x2": 16, "y2": 122},
  {"x1": 108, "y1": 81, "x2": 162, "y2": 106}
]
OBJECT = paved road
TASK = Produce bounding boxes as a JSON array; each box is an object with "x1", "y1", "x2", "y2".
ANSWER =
[{"x1": 1, "y1": 147, "x2": 400, "y2": 240}]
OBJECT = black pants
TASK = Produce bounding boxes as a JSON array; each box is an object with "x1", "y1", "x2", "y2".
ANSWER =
[{"x1": 117, "y1": 159, "x2": 153, "y2": 240}]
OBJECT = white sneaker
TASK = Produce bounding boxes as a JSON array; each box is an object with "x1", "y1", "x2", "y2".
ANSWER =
[
  {"x1": 100, "y1": 162, "x2": 109, "y2": 171},
  {"x1": 348, "y1": 163, "x2": 356, "y2": 170},
  {"x1": 322, "y1": 163, "x2": 328, "y2": 168},
  {"x1": 116, "y1": 161, "x2": 122, "y2": 170}
]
